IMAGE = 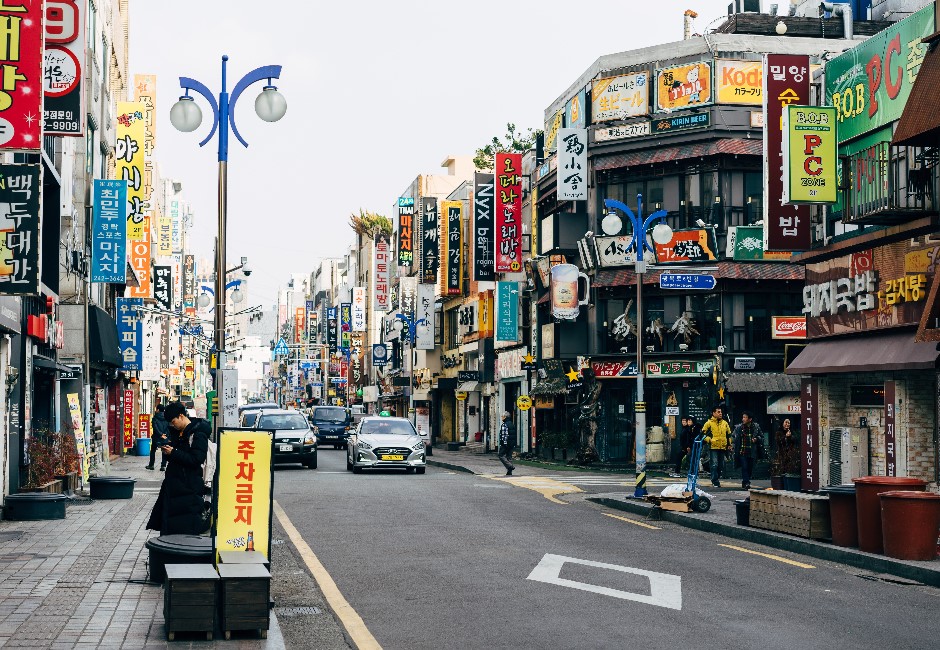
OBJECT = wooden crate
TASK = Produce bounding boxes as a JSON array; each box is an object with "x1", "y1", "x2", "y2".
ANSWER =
[
  {"x1": 164, "y1": 564, "x2": 219, "y2": 641},
  {"x1": 747, "y1": 490, "x2": 831, "y2": 539},
  {"x1": 218, "y1": 563, "x2": 271, "y2": 639},
  {"x1": 218, "y1": 550, "x2": 270, "y2": 569}
]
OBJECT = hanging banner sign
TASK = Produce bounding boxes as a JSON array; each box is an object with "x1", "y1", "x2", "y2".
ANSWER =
[
  {"x1": 372, "y1": 343, "x2": 388, "y2": 367},
  {"x1": 373, "y1": 233, "x2": 390, "y2": 312},
  {"x1": 494, "y1": 153, "x2": 522, "y2": 272},
  {"x1": 397, "y1": 197, "x2": 415, "y2": 267},
  {"x1": 116, "y1": 101, "x2": 147, "y2": 240},
  {"x1": 294, "y1": 307, "x2": 305, "y2": 344},
  {"x1": 168, "y1": 198, "x2": 182, "y2": 252},
  {"x1": 716, "y1": 60, "x2": 762, "y2": 105},
  {"x1": 153, "y1": 265, "x2": 172, "y2": 311},
  {"x1": 128, "y1": 216, "x2": 152, "y2": 298},
  {"x1": 473, "y1": 173, "x2": 494, "y2": 281},
  {"x1": 557, "y1": 128, "x2": 587, "y2": 201},
  {"x1": 156, "y1": 211, "x2": 172, "y2": 255},
  {"x1": 216, "y1": 429, "x2": 275, "y2": 559},
  {"x1": 591, "y1": 72, "x2": 649, "y2": 122},
  {"x1": 183, "y1": 254, "x2": 195, "y2": 313},
  {"x1": 352, "y1": 286, "x2": 366, "y2": 332},
  {"x1": 116, "y1": 297, "x2": 143, "y2": 370},
  {"x1": 327, "y1": 307, "x2": 337, "y2": 350},
  {"x1": 496, "y1": 281, "x2": 518, "y2": 342},
  {"x1": 340, "y1": 303, "x2": 351, "y2": 350},
  {"x1": 140, "y1": 318, "x2": 161, "y2": 382},
  {"x1": 400, "y1": 276, "x2": 417, "y2": 317},
  {"x1": 420, "y1": 197, "x2": 438, "y2": 284},
  {"x1": 544, "y1": 109, "x2": 563, "y2": 152},
  {"x1": 0, "y1": 1, "x2": 42, "y2": 150},
  {"x1": 800, "y1": 379, "x2": 819, "y2": 491},
  {"x1": 123, "y1": 389, "x2": 134, "y2": 449},
  {"x1": 442, "y1": 200, "x2": 463, "y2": 295},
  {"x1": 133, "y1": 74, "x2": 157, "y2": 209},
  {"x1": 565, "y1": 88, "x2": 587, "y2": 130},
  {"x1": 44, "y1": 0, "x2": 86, "y2": 136},
  {"x1": 782, "y1": 105, "x2": 838, "y2": 204},
  {"x1": 0, "y1": 164, "x2": 42, "y2": 294},
  {"x1": 656, "y1": 61, "x2": 712, "y2": 111},
  {"x1": 415, "y1": 283, "x2": 435, "y2": 350},
  {"x1": 884, "y1": 380, "x2": 896, "y2": 477}
]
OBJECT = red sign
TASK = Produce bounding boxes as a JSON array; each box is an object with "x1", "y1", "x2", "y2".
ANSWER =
[
  {"x1": 884, "y1": 381, "x2": 896, "y2": 477},
  {"x1": 294, "y1": 307, "x2": 305, "y2": 344},
  {"x1": 771, "y1": 316, "x2": 807, "y2": 339},
  {"x1": 654, "y1": 229, "x2": 718, "y2": 263},
  {"x1": 0, "y1": 1, "x2": 43, "y2": 150},
  {"x1": 590, "y1": 360, "x2": 638, "y2": 378},
  {"x1": 764, "y1": 54, "x2": 810, "y2": 251},
  {"x1": 800, "y1": 379, "x2": 819, "y2": 491},
  {"x1": 123, "y1": 389, "x2": 135, "y2": 449},
  {"x1": 494, "y1": 153, "x2": 523, "y2": 272},
  {"x1": 139, "y1": 413, "x2": 151, "y2": 439}
]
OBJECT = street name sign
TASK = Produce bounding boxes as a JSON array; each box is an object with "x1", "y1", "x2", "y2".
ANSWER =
[{"x1": 659, "y1": 273, "x2": 716, "y2": 290}]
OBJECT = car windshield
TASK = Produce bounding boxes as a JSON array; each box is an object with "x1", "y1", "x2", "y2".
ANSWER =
[
  {"x1": 258, "y1": 414, "x2": 309, "y2": 430},
  {"x1": 360, "y1": 420, "x2": 416, "y2": 436},
  {"x1": 314, "y1": 407, "x2": 347, "y2": 424},
  {"x1": 242, "y1": 412, "x2": 259, "y2": 427}
]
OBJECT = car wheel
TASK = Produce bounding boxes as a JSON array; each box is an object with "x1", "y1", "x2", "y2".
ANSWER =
[
  {"x1": 346, "y1": 455, "x2": 353, "y2": 471},
  {"x1": 352, "y1": 465, "x2": 363, "y2": 474},
  {"x1": 416, "y1": 467, "x2": 426, "y2": 475},
  {"x1": 307, "y1": 454, "x2": 317, "y2": 469}
]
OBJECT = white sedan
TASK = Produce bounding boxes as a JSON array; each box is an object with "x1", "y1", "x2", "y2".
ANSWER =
[{"x1": 346, "y1": 416, "x2": 427, "y2": 474}]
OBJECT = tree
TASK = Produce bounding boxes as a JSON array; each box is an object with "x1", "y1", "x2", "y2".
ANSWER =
[
  {"x1": 473, "y1": 123, "x2": 542, "y2": 171},
  {"x1": 348, "y1": 209, "x2": 392, "y2": 238}
]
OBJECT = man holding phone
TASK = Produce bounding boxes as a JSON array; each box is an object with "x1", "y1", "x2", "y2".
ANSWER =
[{"x1": 145, "y1": 404, "x2": 169, "y2": 471}]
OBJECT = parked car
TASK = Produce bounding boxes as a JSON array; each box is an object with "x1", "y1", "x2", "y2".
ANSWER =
[
  {"x1": 255, "y1": 409, "x2": 317, "y2": 469},
  {"x1": 309, "y1": 405, "x2": 352, "y2": 449},
  {"x1": 346, "y1": 416, "x2": 426, "y2": 474},
  {"x1": 239, "y1": 402, "x2": 278, "y2": 427}
]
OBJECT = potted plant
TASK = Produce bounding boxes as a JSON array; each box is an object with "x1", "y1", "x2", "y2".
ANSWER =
[
  {"x1": 19, "y1": 432, "x2": 62, "y2": 494},
  {"x1": 53, "y1": 428, "x2": 82, "y2": 495}
]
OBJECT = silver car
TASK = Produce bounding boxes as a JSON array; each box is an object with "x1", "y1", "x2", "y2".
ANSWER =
[
  {"x1": 346, "y1": 416, "x2": 427, "y2": 474},
  {"x1": 255, "y1": 409, "x2": 318, "y2": 469}
]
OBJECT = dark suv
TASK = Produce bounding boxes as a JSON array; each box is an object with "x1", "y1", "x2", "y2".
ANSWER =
[{"x1": 310, "y1": 406, "x2": 352, "y2": 449}]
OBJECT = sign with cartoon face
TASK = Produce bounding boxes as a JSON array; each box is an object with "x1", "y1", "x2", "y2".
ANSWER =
[{"x1": 656, "y1": 62, "x2": 712, "y2": 111}]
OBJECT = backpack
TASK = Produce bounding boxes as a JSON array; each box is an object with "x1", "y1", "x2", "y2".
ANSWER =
[{"x1": 189, "y1": 431, "x2": 218, "y2": 489}]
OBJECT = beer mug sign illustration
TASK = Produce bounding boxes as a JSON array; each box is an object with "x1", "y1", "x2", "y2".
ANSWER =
[{"x1": 550, "y1": 263, "x2": 590, "y2": 321}]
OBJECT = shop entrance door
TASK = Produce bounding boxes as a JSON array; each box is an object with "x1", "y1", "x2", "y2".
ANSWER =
[{"x1": 604, "y1": 385, "x2": 635, "y2": 461}]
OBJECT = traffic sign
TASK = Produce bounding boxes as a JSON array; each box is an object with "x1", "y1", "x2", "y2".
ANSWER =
[
  {"x1": 517, "y1": 395, "x2": 533, "y2": 411},
  {"x1": 659, "y1": 273, "x2": 716, "y2": 290},
  {"x1": 455, "y1": 391, "x2": 468, "y2": 401},
  {"x1": 274, "y1": 338, "x2": 290, "y2": 356}
]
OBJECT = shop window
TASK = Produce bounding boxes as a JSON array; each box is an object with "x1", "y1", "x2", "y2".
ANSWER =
[
  {"x1": 850, "y1": 385, "x2": 885, "y2": 407},
  {"x1": 643, "y1": 296, "x2": 665, "y2": 353},
  {"x1": 446, "y1": 309, "x2": 459, "y2": 350}
]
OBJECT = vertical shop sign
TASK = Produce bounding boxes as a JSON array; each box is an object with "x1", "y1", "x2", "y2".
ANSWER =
[
  {"x1": 763, "y1": 55, "x2": 811, "y2": 251},
  {"x1": 128, "y1": 216, "x2": 152, "y2": 298},
  {"x1": 133, "y1": 74, "x2": 157, "y2": 204},
  {"x1": 115, "y1": 102, "x2": 147, "y2": 240},
  {"x1": 116, "y1": 297, "x2": 143, "y2": 370},
  {"x1": 138, "y1": 413, "x2": 150, "y2": 440},
  {"x1": 156, "y1": 209, "x2": 172, "y2": 255},
  {"x1": 140, "y1": 318, "x2": 161, "y2": 382},
  {"x1": 373, "y1": 233, "x2": 390, "y2": 312},
  {"x1": 397, "y1": 197, "x2": 414, "y2": 267},
  {"x1": 294, "y1": 307, "x2": 305, "y2": 344},
  {"x1": 415, "y1": 283, "x2": 435, "y2": 350},
  {"x1": 122, "y1": 389, "x2": 134, "y2": 450},
  {"x1": 0, "y1": 1, "x2": 42, "y2": 150},
  {"x1": 444, "y1": 201, "x2": 462, "y2": 295},
  {"x1": 215, "y1": 429, "x2": 274, "y2": 559},
  {"x1": 473, "y1": 173, "x2": 495, "y2": 281},
  {"x1": 884, "y1": 381, "x2": 896, "y2": 477},
  {"x1": 169, "y1": 198, "x2": 182, "y2": 252},
  {"x1": 782, "y1": 105, "x2": 838, "y2": 204},
  {"x1": 352, "y1": 286, "x2": 366, "y2": 332},
  {"x1": 800, "y1": 378, "x2": 819, "y2": 491},
  {"x1": 0, "y1": 164, "x2": 41, "y2": 294},
  {"x1": 565, "y1": 88, "x2": 586, "y2": 129},
  {"x1": 557, "y1": 128, "x2": 587, "y2": 201},
  {"x1": 44, "y1": 0, "x2": 85, "y2": 136},
  {"x1": 494, "y1": 153, "x2": 522, "y2": 272},
  {"x1": 91, "y1": 179, "x2": 127, "y2": 283},
  {"x1": 66, "y1": 392, "x2": 88, "y2": 481},
  {"x1": 183, "y1": 254, "x2": 195, "y2": 314},
  {"x1": 420, "y1": 197, "x2": 438, "y2": 284},
  {"x1": 153, "y1": 265, "x2": 172, "y2": 310},
  {"x1": 327, "y1": 307, "x2": 337, "y2": 351},
  {"x1": 340, "y1": 303, "x2": 351, "y2": 350},
  {"x1": 496, "y1": 281, "x2": 518, "y2": 342}
]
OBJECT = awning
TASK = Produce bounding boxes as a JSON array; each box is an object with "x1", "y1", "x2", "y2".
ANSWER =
[
  {"x1": 593, "y1": 138, "x2": 762, "y2": 171},
  {"x1": 89, "y1": 306, "x2": 122, "y2": 368},
  {"x1": 32, "y1": 355, "x2": 76, "y2": 373},
  {"x1": 892, "y1": 41, "x2": 940, "y2": 147},
  {"x1": 457, "y1": 381, "x2": 480, "y2": 392},
  {"x1": 785, "y1": 331, "x2": 938, "y2": 375},
  {"x1": 595, "y1": 262, "x2": 803, "y2": 288},
  {"x1": 725, "y1": 372, "x2": 801, "y2": 393}
]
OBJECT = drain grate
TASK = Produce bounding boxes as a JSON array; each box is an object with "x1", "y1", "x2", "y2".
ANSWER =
[
  {"x1": 857, "y1": 573, "x2": 924, "y2": 586},
  {"x1": 274, "y1": 606, "x2": 321, "y2": 616}
]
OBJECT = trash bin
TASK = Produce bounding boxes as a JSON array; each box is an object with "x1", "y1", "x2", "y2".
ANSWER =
[
  {"x1": 734, "y1": 499, "x2": 750, "y2": 526},
  {"x1": 145, "y1": 534, "x2": 214, "y2": 583},
  {"x1": 782, "y1": 475, "x2": 801, "y2": 492},
  {"x1": 879, "y1": 491, "x2": 940, "y2": 561},
  {"x1": 135, "y1": 437, "x2": 151, "y2": 457},
  {"x1": 854, "y1": 476, "x2": 927, "y2": 553},
  {"x1": 821, "y1": 485, "x2": 858, "y2": 548}
]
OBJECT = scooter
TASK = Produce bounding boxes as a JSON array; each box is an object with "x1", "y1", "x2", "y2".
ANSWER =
[{"x1": 647, "y1": 434, "x2": 713, "y2": 513}]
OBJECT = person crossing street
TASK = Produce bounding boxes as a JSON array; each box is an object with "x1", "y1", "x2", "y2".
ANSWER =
[
  {"x1": 701, "y1": 406, "x2": 732, "y2": 488},
  {"x1": 498, "y1": 411, "x2": 516, "y2": 476}
]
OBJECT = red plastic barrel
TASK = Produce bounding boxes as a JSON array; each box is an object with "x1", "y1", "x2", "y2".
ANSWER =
[
  {"x1": 880, "y1": 491, "x2": 940, "y2": 561},
  {"x1": 822, "y1": 486, "x2": 857, "y2": 547},
  {"x1": 854, "y1": 476, "x2": 927, "y2": 554}
]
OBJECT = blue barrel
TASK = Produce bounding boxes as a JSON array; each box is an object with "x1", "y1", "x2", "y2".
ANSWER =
[{"x1": 136, "y1": 437, "x2": 152, "y2": 457}]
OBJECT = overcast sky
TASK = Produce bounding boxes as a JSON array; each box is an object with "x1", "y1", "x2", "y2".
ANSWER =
[{"x1": 129, "y1": 0, "x2": 735, "y2": 309}]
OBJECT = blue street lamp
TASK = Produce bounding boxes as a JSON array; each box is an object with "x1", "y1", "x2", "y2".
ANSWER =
[
  {"x1": 170, "y1": 55, "x2": 286, "y2": 367},
  {"x1": 603, "y1": 195, "x2": 673, "y2": 498},
  {"x1": 393, "y1": 313, "x2": 428, "y2": 346}
]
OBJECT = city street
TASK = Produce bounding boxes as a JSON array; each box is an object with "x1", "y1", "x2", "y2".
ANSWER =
[{"x1": 274, "y1": 450, "x2": 940, "y2": 650}]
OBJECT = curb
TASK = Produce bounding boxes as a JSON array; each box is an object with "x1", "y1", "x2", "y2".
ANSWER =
[
  {"x1": 427, "y1": 459, "x2": 475, "y2": 474},
  {"x1": 589, "y1": 496, "x2": 940, "y2": 587}
]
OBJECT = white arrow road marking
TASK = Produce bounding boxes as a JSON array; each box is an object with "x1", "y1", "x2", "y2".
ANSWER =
[{"x1": 527, "y1": 553, "x2": 682, "y2": 610}]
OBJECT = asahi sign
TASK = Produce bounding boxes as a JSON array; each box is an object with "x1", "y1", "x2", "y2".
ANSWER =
[{"x1": 473, "y1": 173, "x2": 494, "y2": 281}]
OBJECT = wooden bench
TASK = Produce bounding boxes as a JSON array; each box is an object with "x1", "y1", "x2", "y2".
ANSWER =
[
  {"x1": 163, "y1": 564, "x2": 219, "y2": 641},
  {"x1": 218, "y1": 563, "x2": 271, "y2": 639}
]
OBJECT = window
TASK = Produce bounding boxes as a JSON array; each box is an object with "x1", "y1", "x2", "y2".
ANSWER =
[
  {"x1": 850, "y1": 385, "x2": 885, "y2": 407},
  {"x1": 85, "y1": 123, "x2": 96, "y2": 176}
]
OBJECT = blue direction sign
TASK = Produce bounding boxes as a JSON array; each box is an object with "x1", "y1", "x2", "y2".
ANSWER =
[
  {"x1": 659, "y1": 273, "x2": 716, "y2": 290},
  {"x1": 273, "y1": 338, "x2": 290, "y2": 356}
]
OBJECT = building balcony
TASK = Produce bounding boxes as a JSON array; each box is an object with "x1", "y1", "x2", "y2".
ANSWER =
[{"x1": 842, "y1": 142, "x2": 939, "y2": 225}]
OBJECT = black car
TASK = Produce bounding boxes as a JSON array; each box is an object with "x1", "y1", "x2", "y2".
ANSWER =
[
  {"x1": 310, "y1": 406, "x2": 352, "y2": 449},
  {"x1": 256, "y1": 409, "x2": 317, "y2": 469}
]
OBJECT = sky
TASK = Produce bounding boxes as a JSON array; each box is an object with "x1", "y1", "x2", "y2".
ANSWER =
[{"x1": 129, "y1": 0, "x2": 736, "y2": 310}]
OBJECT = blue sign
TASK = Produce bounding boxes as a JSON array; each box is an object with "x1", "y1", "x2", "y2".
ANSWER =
[
  {"x1": 91, "y1": 180, "x2": 127, "y2": 283},
  {"x1": 116, "y1": 297, "x2": 143, "y2": 370},
  {"x1": 496, "y1": 281, "x2": 519, "y2": 342},
  {"x1": 273, "y1": 338, "x2": 290, "y2": 356},
  {"x1": 659, "y1": 273, "x2": 716, "y2": 291},
  {"x1": 372, "y1": 343, "x2": 389, "y2": 367}
]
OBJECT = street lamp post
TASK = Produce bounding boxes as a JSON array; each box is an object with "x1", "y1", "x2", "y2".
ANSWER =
[
  {"x1": 393, "y1": 313, "x2": 427, "y2": 421},
  {"x1": 603, "y1": 195, "x2": 672, "y2": 498},
  {"x1": 170, "y1": 55, "x2": 286, "y2": 380}
]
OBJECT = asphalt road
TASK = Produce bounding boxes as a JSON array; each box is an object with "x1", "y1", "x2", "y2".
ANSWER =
[{"x1": 274, "y1": 449, "x2": 940, "y2": 650}]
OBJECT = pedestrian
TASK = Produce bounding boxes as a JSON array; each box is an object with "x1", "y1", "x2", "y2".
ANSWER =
[
  {"x1": 673, "y1": 417, "x2": 692, "y2": 476},
  {"x1": 146, "y1": 401, "x2": 211, "y2": 536},
  {"x1": 775, "y1": 417, "x2": 800, "y2": 474},
  {"x1": 701, "y1": 405, "x2": 732, "y2": 487},
  {"x1": 732, "y1": 410, "x2": 764, "y2": 490},
  {"x1": 145, "y1": 403, "x2": 169, "y2": 471},
  {"x1": 498, "y1": 411, "x2": 516, "y2": 476}
]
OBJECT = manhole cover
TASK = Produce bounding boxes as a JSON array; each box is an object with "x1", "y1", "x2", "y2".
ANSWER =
[{"x1": 274, "y1": 606, "x2": 321, "y2": 616}]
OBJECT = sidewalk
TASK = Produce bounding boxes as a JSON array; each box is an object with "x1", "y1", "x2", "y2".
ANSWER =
[
  {"x1": 0, "y1": 455, "x2": 287, "y2": 649},
  {"x1": 428, "y1": 447, "x2": 940, "y2": 587}
]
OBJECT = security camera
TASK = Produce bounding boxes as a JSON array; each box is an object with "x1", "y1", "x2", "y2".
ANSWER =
[
  {"x1": 695, "y1": 219, "x2": 706, "y2": 228},
  {"x1": 242, "y1": 263, "x2": 252, "y2": 277}
]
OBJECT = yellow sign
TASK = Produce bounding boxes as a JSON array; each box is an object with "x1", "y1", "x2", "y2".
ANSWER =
[
  {"x1": 216, "y1": 429, "x2": 273, "y2": 559},
  {"x1": 455, "y1": 391, "x2": 468, "y2": 401},
  {"x1": 591, "y1": 72, "x2": 649, "y2": 122},
  {"x1": 544, "y1": 109, "x2": 563, "y2": 152},
  {"x1": 716, "y1": 60, "x2": 762, "y2": 105},
  {"x1": 66, "y1": 393, "x2": 89, "y2": 482},
  {"x1": 115, "y1": 101, "x2": 147, "y2": 241},
  {"x1": 516, "y1": 395, "x2": 532, "y2": 411},
  {"x1": 656, "y1": 62, "x2": 712, "y2": 111},
  {"x1": 782, "y1": 105, "x2": 838, "y2": 204}
]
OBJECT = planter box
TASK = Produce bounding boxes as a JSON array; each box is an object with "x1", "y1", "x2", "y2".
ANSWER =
[
  {"x1": 55, "y1": 472, "x2": 80, "y2": 494},
  {"x1": 18, "y1": 480, "x2": 63, "y2": 494},
  {"x1": 4, "y1": 493, "x2": 67, "y2": 520},
  {"x1": 89, "y1": 476, "x2": 135, "y2": 499}
]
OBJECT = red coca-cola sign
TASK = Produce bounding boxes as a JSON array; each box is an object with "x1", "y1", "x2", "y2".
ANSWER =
[{"x1": 772, "y1": 316, "x2": 807, "y2": 339}]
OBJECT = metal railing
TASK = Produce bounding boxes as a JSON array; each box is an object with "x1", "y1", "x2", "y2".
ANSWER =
[{"x1": 844, "y1": 142, "x2": 938, "y2": 223}]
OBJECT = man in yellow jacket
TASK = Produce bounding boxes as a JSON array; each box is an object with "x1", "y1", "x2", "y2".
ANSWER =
[{"x1": 701, "y1": 406, "x2": 732, "y2": 487}]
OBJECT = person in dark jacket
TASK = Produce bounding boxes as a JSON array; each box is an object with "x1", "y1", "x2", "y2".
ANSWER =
[
  {"x1": 498, "y1": 411, "x2": 516, "y2": 476},
  {"x1": 732, "y1": 411, "x2": 764, "y2": 490},
  {"x1": 674, "y1": 417, "x2": 698, "y2": 476},
  {"x1": 146, "y1": 401, "x2": 211, "y2": 536},
  {"x1": 146, "y1": 404, "x2": 170, "y2": 471}
]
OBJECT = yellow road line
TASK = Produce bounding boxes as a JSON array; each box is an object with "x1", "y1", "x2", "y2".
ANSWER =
[
  {"x1": 603, "y1": 513, "x2": 661, "y2": 530},
  {"x1": 718, "y1": 543, "x2": 815, "y2": 569},
  {"x1": 273, "y1": 501, "x2": 382, "y2": 649},
  {"x1": 485, "y1": 475, "x2": 583, "y2": 504}
]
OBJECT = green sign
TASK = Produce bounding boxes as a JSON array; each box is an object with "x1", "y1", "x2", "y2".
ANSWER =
[
  {"x1": 783, "y1": 106, "x2": 838, "y2": 204},
  {"x1": 825, "y1": 5, "x2": 933, "y2": 143},
  {"x1": 832, "y1": 125, "x2": 893, "y2": 216},
  {"x1": 644, "y1": 360, "x2": 713, "y2": 377},
  {"x1": 730, "y1": 226, "x2": 792, "y2": 261}
]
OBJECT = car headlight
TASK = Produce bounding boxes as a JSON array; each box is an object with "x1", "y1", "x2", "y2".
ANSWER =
[
  {"x1": 412, "y1": 442, "x2": 424, "y2": 451},
  {"x1": 304, "y1": 435, "x2": 315, "y2": 445},
  {"x1": 357, "y1": 440, "x2": 372, "y2": 450}
]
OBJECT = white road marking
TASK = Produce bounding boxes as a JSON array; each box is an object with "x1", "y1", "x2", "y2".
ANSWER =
[{"x1": 527, "y1": 553, "x2": 682, "y2": 610}]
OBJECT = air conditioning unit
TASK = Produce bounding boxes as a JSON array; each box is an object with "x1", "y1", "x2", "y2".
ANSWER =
[{"x1": 828, "y1": 427, "x2": 869, "y2": 486}]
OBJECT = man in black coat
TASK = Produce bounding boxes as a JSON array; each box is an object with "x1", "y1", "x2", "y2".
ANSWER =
[
  {"x1": 145, "y1": 403, "x2": 170, "y2": 471},
  {"x1": 147, "y1": 401, "x2": 211, "y2": 536},
  {"x1": 498, "y1": 411, "x2": 516, "y2": 476}
]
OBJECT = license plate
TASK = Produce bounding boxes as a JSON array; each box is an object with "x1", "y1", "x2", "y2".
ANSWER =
[
  {"x1": 381, "y1": 454, "x2": 404, "y2": 461},
  {"x1": 279, "y1": 444, "x2": 293, "y2": 452}
]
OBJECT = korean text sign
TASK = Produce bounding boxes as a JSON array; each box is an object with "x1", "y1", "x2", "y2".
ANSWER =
[
  {"x1": 153, "y1": 265, "x2": 172, "y2": 311},
  {"x1": 443, "y1": 201, "x2": 462, "y2": 295},
  {"x1": 128, "y1": 216, "x2": 151, "y2": 298},
  {"x1": 557, "y1": 128, "x2": 587, "y2": 201},
  {"x1": 373, "y1": 234, "x2": 390, "y2": 312},
  {"x1": 656, "y1": 62, "x2": 712, "y2": 111},
  {"x1": 0, "y1": 1, "x2": 42, "y2": 150},
  {"x1": 494, "y1": 153, "x2": 522, "y2": 272},
  {"x1": 116, "y1": 297, "x2": 143, "y2": 370},
  {"x1": 782, "y1": 106, "x2": 837, "y2": 204},
  {"x1": 352, "y1": 286, "x2": 366, "y2": 332},
  {"x1": 115, "y1": 102, "x2": 147, "y2": 240},
  {"x1": 496, "y1": 281, "x2": 518, "y2": 342},
  {"x1": 397, "y1": 197, "x2": 414, "y2": 266},
  {"x1": 0, "y1": 164, "x2": 41, "y2": 294},
  {"x1": 591, "y1": 72, "x2": 649, "y2": 122},
  {"x1": 420, "y1": 197, "x2": 438, "y2": 284},
  {"x1": 473, "y1": 173, "x2": 494, "y2": 282},
  {"x1": 133, "y1": 74, "x2": 157, "y2": 206},
  {"x1": 44, "y1": 0, "x2": 85, "y2": 136},
  {"x1": 123, "y1": 389, "x2": 134, "y2": 449},
  {"x1": 763, "y1": 54, "x2": 810, "y2": 251},
  {"x1": 91, "y1": 180, "x2": 126, "y2": 283},
  {"x1": 415, "y1": 283, "x2": 435, "y2": 350},
  {"x1": 800, "y1": 379, "x2": 819, "y2": 491},
  {"x1": 294, "y1": 307, "x2": 305, "y2": 344},
  {"x1": 215, "y1": 429, "x2": 274, "y2": 559},
  {"x1": 340, "y1": 302, "x2": 351, "y2": 350}
]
